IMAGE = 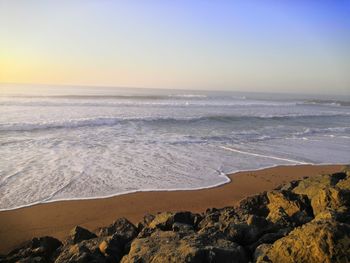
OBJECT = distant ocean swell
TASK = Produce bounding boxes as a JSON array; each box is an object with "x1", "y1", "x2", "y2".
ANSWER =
[{"x1": 1, "y1": 114, "x2": 349, "y2": 132}]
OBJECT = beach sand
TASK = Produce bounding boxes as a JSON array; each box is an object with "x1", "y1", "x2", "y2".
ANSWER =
[{"x1": 0, "y1": 164, "x2": 344, "y2": 254}]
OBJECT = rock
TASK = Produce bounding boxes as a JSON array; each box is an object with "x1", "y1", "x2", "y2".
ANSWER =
[
  {"x1": 99, "y1": 234, "x2": 128, "y2": 262},
  {"x1": 249, "y1": 228, "x2": 291, "y2": 252},
  {"x1": 274, "y1": 180, "x2": 300, "y2": 191},
  {"x1": 136, "y1": 213, "x2": 155, "y2": 231},
  {"x1": 199, "y1": 207, "x2": 247, "y2": 231},
  {"x1": 3, "y1": 236, "x2": 62, "y2": 263},
  {"x1": 311, "y1": 187, "x2": 349, "y2": 215},
  {"x1": 172, "y1": 222, "x2": 194, "y2": 233},
  {"x1": 293, "y1": 172, "x2": 346, "y2": 199},
  {"x1": 198, "y1": 208, "x2": 279, "y2": 248},
  {"x1": 3, "y1": 170, "x2": 350, "y2": 262},
  {"x1": 54, "y1": 239, "x2": 106, "y2": 263},
  {"x1": 337, "y1": 174, "x2": 350, "y2": 190},
  {"x1": 97, "y1": 219, "x2": 138, "y2": 262},
  {"x1": 69, "y1": 226, "x2": 97, "y2": 244},
  {"x1": 173, "y1": 211, "x2": 202, "y2": 228},
  {"x1": 343, "y1": 165, "x2": 350, "y2": 175},
  {"x1": 98, "y1": 217, "x2": 138, "y2": 243},
  {"x1": 32, "y1": 237, "x2": 62, "y2": 256},
  {"x1": 266, "y1": 190, "x2": 313, "y2": 226},
  {"x1": 237, "y1": 193, "x2": 269, "y2": 217},
  {"x1": 198, "y1": 213, "x2": 274, "y2": 248},
  {"x1": 246, "y1": 214, "x2": 268, "y2": 228},
  {"x1": 336, "y1": 168, "x2": 350, "y2": 193},
  {"x1": 253, "y1": 243, "x2": 272, "y2": 262},
  {"x1": 293, "y1": 171, "x2": 350, "y2": 221},
  {"x1": 255, "y1": 219, "x2": 350, "y2": 263},
  {"x1": 224, "y1": 223, "x2": 258, "y2": 245},
  {"x1": 148, "y1": 212, "x2": 175, "y2": 230},
  {"x1": 121, "y1": 230, "x2": 248, "y2": 263},
  {"x1": 147, "y1": 211, "x2": 202, "y2": 231},
  {"x1": 137, "y1": 226, "x2": 156, "y2": 239}
]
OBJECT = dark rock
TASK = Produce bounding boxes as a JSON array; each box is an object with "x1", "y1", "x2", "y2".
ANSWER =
[
  {"x1": 174, "y1": 211, "x2": 202, "y2": 228},
  {"x1": 98, "y1": 217, "x2": 138, "y2": 243},
  {"x1": 237, "y1": 192, "x2": 269, "y2": 217},
  {"x1": 249, "y1": 227, "x2": 291, "y2": 252},
  {"x1": 146, "y1": 211, "x2": 202, "y2": 231},
  {"x1": 274, "y1": 180, "x2": 300, "y2": 191},
  {"x1": 172, "y1": 222, "x2": 194, "y2": 233},
  {"x1": 97, "y1": 219, "x2": 138, "y2": 262},
  {"x1": 54, "y1": 238, "x2": 106, "y2": 263},
  {"x1": 70, "y1": 226, "x2": 97, "y2": 244},
  {"x1": 136, "y1": 213, "x2": 155, "y2": 232},
  {"x1": 137, "y1": 226, "x2": 155, "y2": 238},
  {"x1": 3, "y1": 236, "x2": 62, "y2": 263},
  {"x1": 99, "y1": 234, "x2": 129, "y2": 262}
]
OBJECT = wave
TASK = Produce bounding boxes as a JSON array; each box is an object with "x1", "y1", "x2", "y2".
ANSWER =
[
  {"x1": 1, "y1": 114, "x2": 349, "y2": 132},
  {"x1": 0, "y1": 99, "x2": 297, "y2": 108},
  {"x1": 300, "y1": 99, "x2": 350, "y2": 107},
  {"x1": 167, "y1": 94, "x2": 207, "y2": 98},
  {"x1": 295, "y1": 127, "x2": 350, "y2": 136}
]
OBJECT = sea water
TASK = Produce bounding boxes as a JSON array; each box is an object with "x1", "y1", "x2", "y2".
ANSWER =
[{"x1": 0, "y1": 85, "x2": 349, "y2": 210}]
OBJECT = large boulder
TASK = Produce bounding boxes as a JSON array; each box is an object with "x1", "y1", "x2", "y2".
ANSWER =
[
  {"x1": 69, "y1": 226, "x2": 97, "y2": 244},
  {"x1": 293, "y1": 172, "x2": 350, "y2": 221},
  {"x1": 255, "y1": 219, "x2": 350, "y2": 263},
  {"x1": 266, "y1": 190, "x2": 313, "y2": 226},
  {"x1": 121, "y1": 230, "x2": 248, "y2": 263}
]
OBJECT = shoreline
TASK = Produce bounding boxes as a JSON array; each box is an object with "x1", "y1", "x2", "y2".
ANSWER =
[
  {"x1": 0, "y1": 164, "x2": 344, "y2": 254},
  {"x1": 1, "y1": 162, "x2": 334, "y2": 213}
]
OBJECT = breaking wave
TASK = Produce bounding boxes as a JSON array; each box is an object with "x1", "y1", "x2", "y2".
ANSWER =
[{"x1": 1, "y1": 114, "x2": 349, "y2": 132}]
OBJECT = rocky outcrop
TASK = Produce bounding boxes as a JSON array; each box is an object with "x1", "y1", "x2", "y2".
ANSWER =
[
  {"x1": 293, "y1": 169, "x2": 350, "y2": 222},
  {"x1": 121, "y1": 230, "x2": 247, "y2": 263},
  {"x1": 255, "y1": 219, "x2": 350, "y2": 263},
  {"x1": 1, "y1": 168, "x2": 349, "y2": 263}
]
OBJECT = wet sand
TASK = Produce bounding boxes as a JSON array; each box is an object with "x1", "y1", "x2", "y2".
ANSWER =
[{"x1": 0, "y1": 164, "x2": 343, "y2": 254}]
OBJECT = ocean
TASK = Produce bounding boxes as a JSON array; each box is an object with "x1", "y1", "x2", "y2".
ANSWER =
[{"x1": 1, "y1": 85, "x2": 349, "y2": 210}]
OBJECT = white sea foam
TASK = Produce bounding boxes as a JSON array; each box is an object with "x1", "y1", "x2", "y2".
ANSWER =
[{"x1": 0, "y1": 89, "x2": 349, "y2": 210}]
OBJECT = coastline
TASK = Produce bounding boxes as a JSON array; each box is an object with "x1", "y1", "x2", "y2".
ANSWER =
[{"x1": 0, "y1": 164, "x2": 344, "y2": 254}]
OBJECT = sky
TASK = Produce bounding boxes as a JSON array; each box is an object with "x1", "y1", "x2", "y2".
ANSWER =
[{"x1": 0, "y1": 0, "x2": 350, "y2": 95}]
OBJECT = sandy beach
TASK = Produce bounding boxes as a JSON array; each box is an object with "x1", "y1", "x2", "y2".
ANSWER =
[{"x1": 0, "y1": 164, "x2": 344, "y2": 254}]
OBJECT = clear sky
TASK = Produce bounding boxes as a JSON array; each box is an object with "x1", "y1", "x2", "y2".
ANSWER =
[{"x1": 1, "y1": 0, "x2": 349, "y2": 94}]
